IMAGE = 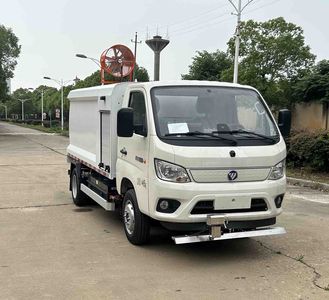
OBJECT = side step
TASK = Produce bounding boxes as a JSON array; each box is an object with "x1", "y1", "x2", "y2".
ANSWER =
[
  {"x1": 172, "y1": 227, "x2": 286, "y2": 244},
  {"x1": 81, "y1": 183, "x2": 115, "y2": 211}
]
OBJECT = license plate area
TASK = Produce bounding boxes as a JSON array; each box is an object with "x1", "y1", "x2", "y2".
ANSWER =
[{"x1": 214, "y1": 195, "x2": 251, "y2": 210}]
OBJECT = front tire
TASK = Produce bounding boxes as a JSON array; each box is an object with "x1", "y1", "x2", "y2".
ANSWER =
[
  {"x1": 122, "y1": 189, "x2": 150, "y2": 245},
  {"x1": 71, "y1": 167, "x2": 89, "y2": 206}
]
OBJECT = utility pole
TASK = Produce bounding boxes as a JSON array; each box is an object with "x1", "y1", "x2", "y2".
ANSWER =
[
  {"x1": 131, "y1": 32, "x2": 142, "y2": 81},
  {"x1": 41, "y1": 90, "x2": 44, "y2": 126},
  {"x1": 229, "y1": 0, "x2": 254, "y2": 83},
  {"x1": 44, "y1": 76, "x2": 75, "y2": 130},
  {"x1": 28, "y1": 87, "x2": 48, "y2": 126},
  {"x1": 18, "y1": 99, "x2": 29, "y2": 121},
  {"x1": 61, "y1": 80, "x2": 64, "y2": 130}
]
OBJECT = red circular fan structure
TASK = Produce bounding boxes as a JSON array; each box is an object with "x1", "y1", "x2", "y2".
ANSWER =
[{"x1": 100, "y1": 45, "x2": 135, "y2": 84}]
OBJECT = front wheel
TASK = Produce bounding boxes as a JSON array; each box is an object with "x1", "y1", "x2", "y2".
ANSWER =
[{"x1": 122, "y1": 189, "x2": 150, "y2": 245}]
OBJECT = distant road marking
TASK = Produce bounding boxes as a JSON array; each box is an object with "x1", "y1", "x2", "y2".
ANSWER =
[
  {"x1": 0, "y1": 132, "x2": 57, "y2": 136},
  {"x1": 289, "y1": 192, "x2": 329, "y2": 204}
]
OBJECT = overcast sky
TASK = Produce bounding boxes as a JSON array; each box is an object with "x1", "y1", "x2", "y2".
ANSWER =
[{"x1": 1, "y1": 0, "x2": 329, "y2": 91}]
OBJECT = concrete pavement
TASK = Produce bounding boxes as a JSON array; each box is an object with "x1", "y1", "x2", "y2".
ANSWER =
[{"x1": 1, "y1": 121, "x2": 329, "y2": 299}]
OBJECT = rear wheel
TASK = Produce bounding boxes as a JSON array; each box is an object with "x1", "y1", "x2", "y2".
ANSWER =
[
  {"x1": 71, "y1": 167, "x2": 89, "y2": 206},
  {"x1": 122, "y1": 189, "x2": 150, "y2": 245}
]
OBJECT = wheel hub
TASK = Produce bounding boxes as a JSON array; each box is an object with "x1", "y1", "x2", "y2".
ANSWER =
[
  {"x1": 124, "y1": 200, "x2": 135, "y2": 235},
  {"x1": 72, "y1": 174, "x2": 78, "y2": 198}
]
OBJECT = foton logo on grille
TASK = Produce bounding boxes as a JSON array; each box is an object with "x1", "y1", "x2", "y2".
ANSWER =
[{"x1": 228, "y1": 170, "x2": 238, "y2": 181}]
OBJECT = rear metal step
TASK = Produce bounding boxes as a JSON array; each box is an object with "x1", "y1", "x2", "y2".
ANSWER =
[
  {"x1": 81, "y1": 183, "x2": 115, "y2": 211},
  {"x1": 172, "y1": 227, "x2": 286, "y2": 244}
]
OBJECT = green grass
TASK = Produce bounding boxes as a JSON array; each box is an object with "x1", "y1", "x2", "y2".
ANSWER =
[
  {"x1": 296, "y1": 254, "x2": 305, "y2": 262},
  {"x1": 287, "y1": 167, "x2": 329, "y2": 185}
]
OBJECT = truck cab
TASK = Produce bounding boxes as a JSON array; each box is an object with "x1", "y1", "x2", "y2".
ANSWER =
[{"x1": 68, "y1": 81, "x2": 291, "y2": 245}]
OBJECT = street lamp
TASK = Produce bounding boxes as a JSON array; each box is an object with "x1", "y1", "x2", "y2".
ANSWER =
[
  {"x1": 0, "y1": 104, "x2": 7, "y2": 120},
  {"x1": 76, "y1": 53, "x2": 100, "y2": 67},
  {"x1": 29, "y1": 87, "x2": 48, "y2": 126},
  {"x1": 75, "y1": 53, "x2": 103, "y2": 85},
  {"x1": 17, "y1": 99, "x2": 30, "y2": 121},
  {"x1": 43, "y1": 76, "x2": 75, "y2": 130}
]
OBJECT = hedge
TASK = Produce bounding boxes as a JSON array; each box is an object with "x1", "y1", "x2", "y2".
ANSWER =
[
  {"x1": 8, "y1": 119, "x2": 61, "y2": 128},
  {"x1": 287, "y1": 130, "x2": 329, "y2": 172}
]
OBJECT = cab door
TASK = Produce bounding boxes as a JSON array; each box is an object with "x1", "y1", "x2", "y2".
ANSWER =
[{"x1": 117, "y1": 89, "x2": 150, "y2": 213}]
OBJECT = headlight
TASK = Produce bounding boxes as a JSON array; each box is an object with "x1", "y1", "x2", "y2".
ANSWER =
[
  {"x1": 268, "y1": 160, "x2": 286, "y2": 180},
  {"x1": 155, "y1": 159, "x2": 191, "y2": 183}
]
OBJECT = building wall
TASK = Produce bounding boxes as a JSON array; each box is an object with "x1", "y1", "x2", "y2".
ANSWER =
[{"x1": 292, "y1": 102, "x2": 329, "y2": 131}]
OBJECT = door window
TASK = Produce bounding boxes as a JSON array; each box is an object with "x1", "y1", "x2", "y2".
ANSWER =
[{"x1": 129, "y1": 91, "x2": 147, "y2": 136}]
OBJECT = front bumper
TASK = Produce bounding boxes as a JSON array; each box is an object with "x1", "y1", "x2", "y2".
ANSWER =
[
  {"x1": 172, "y1": 226, "x2": 286, "y2": 244},
  {"x1": 149, "y1": 176, "x2": 286, "y2": 223}
]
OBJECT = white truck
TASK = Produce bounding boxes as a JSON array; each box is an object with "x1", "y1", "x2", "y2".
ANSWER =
[{"x1": 67, "y1": 80, "x2": 291, "y2": 245}]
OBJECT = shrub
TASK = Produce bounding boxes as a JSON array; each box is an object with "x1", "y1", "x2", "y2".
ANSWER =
[
  {"x1": 287, "y1": 130, "x2": 329, "y2": 171},
  {"x1": 52, "y1": 120, "x2": 60, "y2": 127},
  {"x1": 43, "y1": 121, "x2": 50, "y2": 128},
  {"x1": 31, "y1": 120, "x2": 41, "y2": 125}
]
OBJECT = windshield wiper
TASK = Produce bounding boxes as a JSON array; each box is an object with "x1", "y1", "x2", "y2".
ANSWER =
[
  {"x1": 164, "y1": 131, "x2": 237, "y2": 145},
  {"x1": 213, "y1": 129, "x2": 278, "y2": 143}
]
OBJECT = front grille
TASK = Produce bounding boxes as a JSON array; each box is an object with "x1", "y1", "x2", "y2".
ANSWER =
[
  {"x1": 190, "y1": 198, "x2": 267, "y2": 215},
  {"x1": 190, "y1": 168, "x2": 271, "y2": 183}
]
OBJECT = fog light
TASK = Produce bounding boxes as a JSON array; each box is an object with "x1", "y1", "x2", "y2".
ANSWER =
[
  {"x1": 156, "y1": 199, "x2": 181, "y2": 213},
  {"x1": 159, "y1": 200, "x2": 169, "y2": 210},
  {"x1": 275, "y1": 194, "x2": 284, "y2": 208}
]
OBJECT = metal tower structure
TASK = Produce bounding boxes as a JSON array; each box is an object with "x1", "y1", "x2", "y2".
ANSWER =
[{"x1": 145, "y1": 35, "x2": 170, "y2": 81}]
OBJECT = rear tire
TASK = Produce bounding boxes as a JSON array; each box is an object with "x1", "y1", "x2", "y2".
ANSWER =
[
  {"x1": 71, "y1": 167, "x2": 89, "y2": 206},
  {"x1": 122, "y1": 189, "x2": 150, "y2": 245}
]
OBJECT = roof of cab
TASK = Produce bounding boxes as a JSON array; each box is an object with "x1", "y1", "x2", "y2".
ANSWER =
[{"x1": 68, "y1": 80, "x2": 255, "y2": 100}]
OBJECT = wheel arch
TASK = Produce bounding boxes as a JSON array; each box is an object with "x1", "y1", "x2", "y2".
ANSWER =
[{"x1": 120, "y1": 177, "x2": 134, "y2": 196}]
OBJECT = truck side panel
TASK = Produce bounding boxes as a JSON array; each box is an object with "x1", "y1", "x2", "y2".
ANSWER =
[{"x1": 68, "y1": 98, "x2": 98, "y2": 165}]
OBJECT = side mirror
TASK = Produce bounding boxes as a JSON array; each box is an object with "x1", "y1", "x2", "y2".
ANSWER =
[
  {"x1": 278, "y1": 109, "x2": 291, "y2": 138},
  {"x1": 117, "y1": 108, "x2": 133, "y2": 137}
]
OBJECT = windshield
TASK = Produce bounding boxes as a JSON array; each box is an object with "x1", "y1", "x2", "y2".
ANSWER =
[{"x1": 151, "y1": 86, "x2": 279, "y2": 146}]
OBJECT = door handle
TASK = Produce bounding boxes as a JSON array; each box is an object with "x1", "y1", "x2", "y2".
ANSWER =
[{"x1": 120, "y1": 148, "x2": 127, "y2": 155}]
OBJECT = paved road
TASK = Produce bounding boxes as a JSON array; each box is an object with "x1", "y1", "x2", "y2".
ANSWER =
[{"x1": 1, "y1": 121, "x2": 329, "y2": 299}]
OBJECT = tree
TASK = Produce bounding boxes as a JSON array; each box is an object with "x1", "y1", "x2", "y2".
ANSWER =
[
  {"x1": 182, "y1": 50, "x2": 232, "y2": 81},
  {"x1": 293, "y1": 60, "x2": 329, "y2": 103},
  {"x1": 74, "y1": 64, "x2": 149, "y2": 90},
  {"x1": 9, "y1": 88, "x2": 34, "y2": 117},
  {"x1": 227, "y1": 17, "x2": 315, "y2": 81},
  {"x1": 0, "y1": 25, "x2": 21, "y2": 99},
  {"x1": 134, "y1": 65, "x2": 149, "y2": 82},
  {"x1": 225, "y1": 17, "x2": 315, "y2": 107},
  {"x1": 74, "y1": 70, "x2": 100, "y2": 89},
  {"x1": 183, "y1": 18, "x2": 317, "y2": 108},
  {"x1": 8, "y1": 62, "x2": 150, "y2": 120},
  {"x1": 32, "y1": 86, "x2": 58, "y2": 113},
  {"x1": 183, "y1": 18, "x2": 315, "y2": 92}
]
